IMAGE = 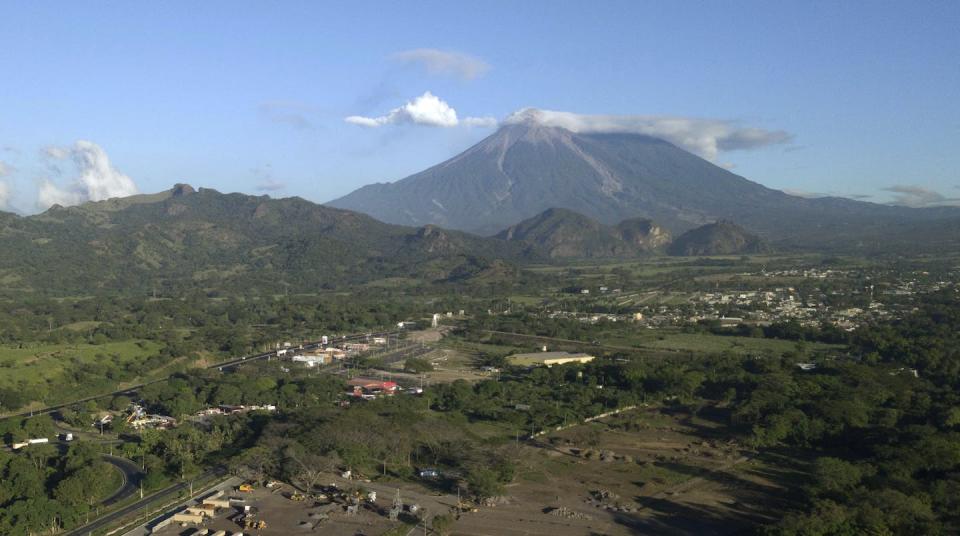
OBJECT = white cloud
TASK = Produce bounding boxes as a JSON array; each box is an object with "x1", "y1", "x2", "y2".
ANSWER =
[
  {"x1": 345, "y1": 91, "x2": 496, "y2": 129},
  {"x1": 391, "y1": 48, "x2": 490, "y2": 80},
  {"x1": 38, "y1": 180, "x2": 85, "y2": 208},
  {"x1": 504, "y1": 108, "x2": 793, "y2": 161},
  {"x1": 0, "y1": 160, "x2": 18, "y2": 210},
  {"x1": 43, "y1": 146, "x2": 69, "y2": 160},
  {"x1": 37, "y1": 140, "x2": 138, "y2": 209},
  {"x1": 882, "y1": 184, "x2": 960, "y2": 208},
  {"x1": 0, "y1": 180, "x2": 10, "y2": 209}
]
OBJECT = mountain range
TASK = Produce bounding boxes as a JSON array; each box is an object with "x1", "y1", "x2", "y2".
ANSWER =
[
  {"x1": 0, "y1": 180, "x2": 787, "y2": 298},
  {"x1": 0, "y1": 185, "x2": 534, "y2": 296},
  {"x1": 329, "y1": 115, "x2": 960, "y2": 249}
]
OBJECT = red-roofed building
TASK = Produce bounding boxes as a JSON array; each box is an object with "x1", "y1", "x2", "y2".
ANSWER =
[{"x1": 346, "y1": 378, "x2": 399, "y2": 397}]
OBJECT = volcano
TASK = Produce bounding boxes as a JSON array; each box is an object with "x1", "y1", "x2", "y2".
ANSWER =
[{"x1": 329, "y1": 110, "x2": 959, "y2": 247}]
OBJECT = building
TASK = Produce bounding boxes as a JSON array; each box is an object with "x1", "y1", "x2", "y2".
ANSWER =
[
  {"x1": 509, "y1": 351, "x2": 596, "y2": 367},
  {"x1": 346, "y1": 378, "x2": 399, "y2": 397},
  {"x1": 292, "y1": 354, "x2": 327, "y2": 367}
]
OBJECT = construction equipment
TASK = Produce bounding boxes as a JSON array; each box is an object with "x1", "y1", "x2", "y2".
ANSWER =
[
  {"x1": 238, "y1": 484, "x2": 254, "y2": 493},
  {"x1": 243, "y1": 518, "x2": 268, "y2": 530},
  {"x1": 289, "y1": 492, "x2": 306, "y2": 501}
]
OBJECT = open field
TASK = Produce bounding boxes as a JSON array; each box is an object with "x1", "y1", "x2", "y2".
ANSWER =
[
  {"x1": 604, "y1": 331, "x2": 842, "y2": 356},
  {"x1": 469, "y1": 329, "x2": 841, "y2": 360},
  {"x1": 385, "y1": 347, "x2": 493, "y2": 384},
  {"x1": 0, "y1": 340, "x2": 163, "y2": 389}
]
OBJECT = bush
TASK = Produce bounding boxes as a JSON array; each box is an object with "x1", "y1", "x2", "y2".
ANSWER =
[{"x1": 404, "y1": 357, "x2": 434, "y2": 374}]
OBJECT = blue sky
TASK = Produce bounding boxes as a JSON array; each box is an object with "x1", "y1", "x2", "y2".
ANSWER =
[{"x1": 1, "y1": 1, "x2": 958, "y2": 213}]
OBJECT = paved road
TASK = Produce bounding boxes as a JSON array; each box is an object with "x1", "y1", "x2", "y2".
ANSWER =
[
  {"x1": 102, "y1": 454, "x2": 145, "y2": 507},
  {"x1": 1, "y1": 329, "x2": 400, "y2": 423},
  {"x1": 120, "y1": 476, "x2": 243, "y2": 536},
  {"x1": 63, "y1": 466, "x2": 228, "y2": 536}
]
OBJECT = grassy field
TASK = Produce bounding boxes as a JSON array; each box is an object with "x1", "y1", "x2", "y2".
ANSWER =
[
  {"x1": 507, "y1": 295, "x2": 545, "y2": 306},
  {"x1": 0, "y1": 339, "x2": 163, "y2": 389},
  {"x1": 606, "y1": 331, "x2": 841, "y2": 356}
]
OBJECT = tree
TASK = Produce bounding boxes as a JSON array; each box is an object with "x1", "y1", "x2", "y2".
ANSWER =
[
  {"x1": 21, "y1": 415, "x2": 55, "y2": 439},
  {"x1": 404, "y1": 357, "x2": 434, "y2": 374},
  {"x1": 110, "y1": 395, "x2": 132, "y2": 411},
  {"x1": 24, "y1": 443, "x2": 56, "y2": 472},
  {"x1": 465, "y1": 467, "x2": 503, "y2": 500},
  {"x1": 811, "y1": 457, "x2": 870, "y2": 497},
  {"x1": 431, "y1": 513, "x2": 455, "y2": 536},
  {"x1": 283, "y1": 442, "x2": 338, "y2": 492},
  {"x1": 232, "y1": 445, "x2": 277, "y2": 486}
]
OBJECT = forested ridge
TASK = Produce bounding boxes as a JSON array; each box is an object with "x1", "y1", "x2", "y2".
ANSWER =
[{"x1": 0, "y1": 185, "x2": 536, "y2": 297}]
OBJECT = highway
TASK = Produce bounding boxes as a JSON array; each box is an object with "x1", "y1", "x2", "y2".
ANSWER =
[{"x1": 0, "y1": 329, "x2": 401, "y2": 423}]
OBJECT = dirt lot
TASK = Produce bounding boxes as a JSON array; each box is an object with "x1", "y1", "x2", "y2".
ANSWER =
[
  {"x1": 387, "y1": 347, "x2": 492, "y2": 385},
  {"x1": 152, "y1": 473, "x2": 462, "y2": 536},
  {"x1": 154, "y1": 407, "x2": 799, "y2": 536},
  {"x1": 453, "y1": 408, "x2": 799, "y2": 536}
]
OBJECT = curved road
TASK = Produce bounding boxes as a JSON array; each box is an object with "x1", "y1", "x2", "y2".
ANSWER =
[
  {"x1": 102, "y1": 454, "x2": 144, "y2": 506},
  {"x1": 3, "y1": 442, "x2": 143, "y2": 507},
  {"x1": 63, "y1": 466, "x2": 227, "y2": 536}
]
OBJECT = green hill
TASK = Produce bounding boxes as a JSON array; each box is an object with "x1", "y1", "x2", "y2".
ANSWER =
[
  {"x1": 667, "y1": 221, "x2": 770, "y2": 256},
  {"x1": 0, "y1": 185, "x2": 536, "y2": 296},
  {"x1": 495, "y1": 207, "x2": 670, "y2": 258}
]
